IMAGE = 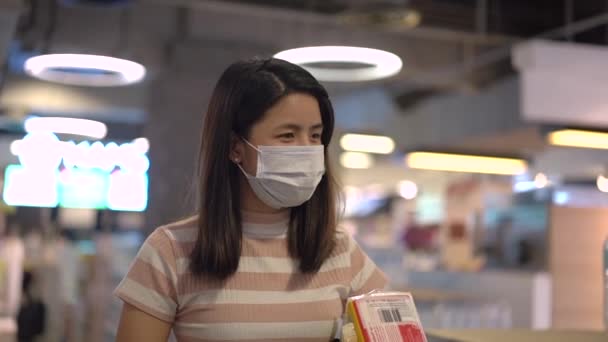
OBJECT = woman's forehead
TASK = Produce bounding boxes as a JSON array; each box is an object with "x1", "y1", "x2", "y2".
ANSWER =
[{"x1": 257, "y1": 93, "x2": 322, "y2": 128}]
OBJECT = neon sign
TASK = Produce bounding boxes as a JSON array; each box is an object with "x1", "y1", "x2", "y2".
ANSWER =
[{"x1": 3, "y1": 132, "x2": 149, "y2": 211}]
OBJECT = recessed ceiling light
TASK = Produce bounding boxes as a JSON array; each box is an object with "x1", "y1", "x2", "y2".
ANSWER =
[
  {"x1": 24, "y1": 54, "x2": 146, "y2": 87},
  {"x1": 274, "y1": 46, "x2": 402, "y2": 82},
  {"x1": 405, "y1": 152, "x2": 527, "y2": 175},
  {"x1": 547, "y1": 129, "x2": 608, "y2": 150},
  {"x1": 340, "y1": 134, "x2": 395, "y2": 154},
  {"x1": 340, "y1": 152, "x2": 373, "y2": 169}
]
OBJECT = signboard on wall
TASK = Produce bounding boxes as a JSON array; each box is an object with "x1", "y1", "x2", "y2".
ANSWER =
[{"x1": 513, "y1": 39, "x2": 608, "y2": 128}]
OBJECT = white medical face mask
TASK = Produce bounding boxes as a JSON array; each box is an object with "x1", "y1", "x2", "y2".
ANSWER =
[{"x1": 236, "y1": 139, "x2": 325, "y2": 209}]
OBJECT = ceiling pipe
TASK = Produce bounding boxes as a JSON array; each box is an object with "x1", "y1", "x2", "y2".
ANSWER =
[
  {"x1": 138, "y1": 0, "x2": 515, "y2": 46},
  {"x1": 475, "y1": 0, "x2": 487, "y2": 35},
  {"x1": 392, "y1": 10, "x2": 608, "y2": 87}
]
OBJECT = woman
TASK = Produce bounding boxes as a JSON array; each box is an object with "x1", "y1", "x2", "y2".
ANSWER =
[{"x1": 115, "y1": 58, "x2": 387, "y2": 341}]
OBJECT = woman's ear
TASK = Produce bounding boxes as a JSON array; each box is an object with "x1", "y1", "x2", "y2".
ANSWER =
[{"x1": 230, "y1": 133, "x2": 244, "y2": 163}]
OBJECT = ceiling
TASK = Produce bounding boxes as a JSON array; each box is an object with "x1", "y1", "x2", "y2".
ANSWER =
[
  {"x1": 8, "y1": 0, "x2": 607, "y2": 93},
  {"x1": 1, "y1": 0, "x2": 608, "y2": 193}
]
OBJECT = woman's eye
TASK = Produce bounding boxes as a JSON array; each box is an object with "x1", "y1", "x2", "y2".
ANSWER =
[
  {"x1": 312, "y1": 133, "x2": 322, "y2": 140},
  {"x1": 280, "y1": 133, "x2": 295, "y2": 139}
]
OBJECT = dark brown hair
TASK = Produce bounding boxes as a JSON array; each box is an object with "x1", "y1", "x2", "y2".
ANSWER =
[{"x1": 190, "y1": 58, "x2": 338, "y2": 280}]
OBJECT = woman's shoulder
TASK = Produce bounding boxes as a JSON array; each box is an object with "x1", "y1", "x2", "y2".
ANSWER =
[
  {"x1": 332, "y1": 226, "x2": 357, "y2": 256},
  {"x1": 144, "y1": 216, "x2": 198, "y2": 257},
  {"x1": 155, "y1": 216, "x2": 198, "y2": 240}
]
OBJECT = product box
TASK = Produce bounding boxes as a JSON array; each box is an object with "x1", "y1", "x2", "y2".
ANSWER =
[{"x1": 345, "y1": 291, "x2": 427, "y2": 342}]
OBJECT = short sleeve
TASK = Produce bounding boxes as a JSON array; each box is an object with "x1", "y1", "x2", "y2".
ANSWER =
[
  {"x1": 348, "y1": 234, "x2": 389, "y2": 297},
  {"x1": 114, "y1": 228, "x2": 179, "y2": 323}
]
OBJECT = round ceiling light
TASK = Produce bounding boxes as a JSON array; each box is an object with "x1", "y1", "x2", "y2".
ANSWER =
[
  {"x1": 274, "y1": 46, "x2": 403, "y2": 82},
  {"x1": 24, "y1": 54, "x2": 146, "y2": 87}
]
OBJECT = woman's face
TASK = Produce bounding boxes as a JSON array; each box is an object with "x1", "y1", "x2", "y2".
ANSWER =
[{"x1": 232, "y1": 92, "x2": 323, "y2": 176}]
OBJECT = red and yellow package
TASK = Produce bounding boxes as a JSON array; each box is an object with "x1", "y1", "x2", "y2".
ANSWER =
[{"x1": 346, "y1": 291, "x2": 427, "y2": 342}]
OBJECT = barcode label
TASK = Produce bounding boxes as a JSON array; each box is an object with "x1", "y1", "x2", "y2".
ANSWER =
[{"x1": 379, "y1": 308, "x2": 403, "y2": 323}]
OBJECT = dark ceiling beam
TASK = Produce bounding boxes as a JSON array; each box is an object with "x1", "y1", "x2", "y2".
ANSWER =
[{"x1": 0, "y1": 0, "x2": 23, "y2": 86}]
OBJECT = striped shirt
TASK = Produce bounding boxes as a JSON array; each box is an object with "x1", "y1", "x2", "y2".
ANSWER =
[{"x1": 114, "y1": 211, "x2": 388, "y2": 342}]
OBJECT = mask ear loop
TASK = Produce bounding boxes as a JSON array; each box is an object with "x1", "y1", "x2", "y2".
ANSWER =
[
  {"x1": 235, "y1": 162, "x2": 254, "y2": 178},
  {"x1": 236, "y1": 137, "x2": 261, "y2": 177},
  {"x1": 241, "y1": 137, "x2": 261, "y2": 153}
]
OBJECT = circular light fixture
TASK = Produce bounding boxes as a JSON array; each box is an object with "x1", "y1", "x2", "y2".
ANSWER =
[
  {"x1": 397, "y1": 180, "x2": 418, "y2": 200},
  {"x1": 534, "y1": 173, "x2": 549, "y2": 189},
  {"x1": 24, "y1": 54, "x2": 146, "y2": 87},
  {"x1": 274, "y1": 46, "x2": 403, "y2": 82},
  {"x1": 597, "y1": 175, "x2": 608, "y2": 193}
]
